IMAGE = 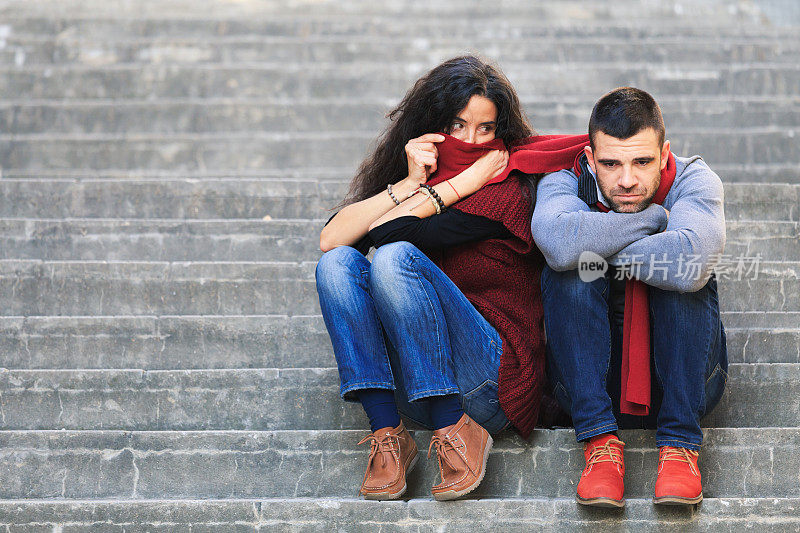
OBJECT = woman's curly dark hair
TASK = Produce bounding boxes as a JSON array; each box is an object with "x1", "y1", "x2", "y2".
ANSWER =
[{"x1": 338, "y1": 55, "x2": 536, "y2": 208}]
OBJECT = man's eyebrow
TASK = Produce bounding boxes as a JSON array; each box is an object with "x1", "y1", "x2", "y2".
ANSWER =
[
  {"x1": 597, "y1": 158, "x2": 621, "y2": 164},
  {"x1": 634, "y1": 156, "x2": 656, "y2": 162},
  {"x1": 479, "y1": 121, "x2": 497, "y2": 126}
]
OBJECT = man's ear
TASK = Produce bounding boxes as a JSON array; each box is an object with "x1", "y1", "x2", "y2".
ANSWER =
[
  {"x1": 584, "y1": 145, "x2": 596, "y2": 174},
  {"x1": 660, "y1": 140, "x2": 671, "y2": 170}
]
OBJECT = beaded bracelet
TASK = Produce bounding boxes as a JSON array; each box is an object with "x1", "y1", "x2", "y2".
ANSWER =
[
  {"x1": 386, "y1": 183, "x2": 401, "y2": 206},
  {"x1": 419, "y1": 184, "x2": 447, "y2": 213},
  {"x1": 415, "y1": 186, "x2": 441, "y2": 215}
]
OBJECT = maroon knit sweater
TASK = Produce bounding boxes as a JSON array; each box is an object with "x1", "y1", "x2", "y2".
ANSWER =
[{"x1": 426, "y1": 175, "x2": 545, "y2": 438}]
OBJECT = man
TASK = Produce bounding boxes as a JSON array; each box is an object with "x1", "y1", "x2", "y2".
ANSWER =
[{"x1": 531, "y1": 87, "x2": 728, "y2": 507}]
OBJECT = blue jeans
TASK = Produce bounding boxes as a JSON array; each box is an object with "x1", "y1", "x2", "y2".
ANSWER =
[
  {"x1": 315, "y1": 242, "x2": 511, "y2": 435},
  {"x1": 541, "y1": 265, "x2": 728, "y2": 450}
]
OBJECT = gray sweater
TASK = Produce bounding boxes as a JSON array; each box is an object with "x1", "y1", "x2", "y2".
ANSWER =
[{"x1": 531, "y1": 154, "x2": 726, "y2": 293}]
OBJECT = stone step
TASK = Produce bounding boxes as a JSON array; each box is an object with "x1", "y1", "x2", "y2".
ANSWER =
[
  {"x1": 727, "y1": 221, "x2": 800, "y2": 261},
  {"x1": 0, "y1": 218, "x2": 795, "y2": 262},
  {"x1": 3, "y1": 13, "x2": 797, "y2": 41},
  {"x1": 3, "y1": 97, "x2": 799, "y2": 134},
  {"x1": 0, "y1": 260, "x2": 796, "y2": 316},
  {"x1": 3, "y1": 36, "x2": 799, "y2": 67},
  {"x1": 0, "y1": 428, "x2": 797, "y2": 499},
  {"x1": 1, "y1": 63, "x2": 798, "y2": 100},
  {"x1": 0, "y1": 130, "x2": 796, "y2": 172},
  {"x1": 3, "y1": 164, "x2": 799, "y2": 184},
  {"x1": 0, "y1": 178, "x2": 342, "y2": 219},
  {"x1": 0, "y1": 363, "x2": 794, "y2": 431},
  {"x1": 0, "y1": 314, "x2": 795, "y2": 370},
  {"x1": 1, "y1": 180, "x2": 797, "y2": 220},
  {"x1": 3, "y1": 498, "x2": 798, "y2": 531},
  {"x1": 0, "y1": 0, "x2": 774, "y2": 19}
]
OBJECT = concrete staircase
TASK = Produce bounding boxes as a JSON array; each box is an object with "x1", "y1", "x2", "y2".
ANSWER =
[{"x1": 0, "y1": 0, "x2": 798, "y2": 530}]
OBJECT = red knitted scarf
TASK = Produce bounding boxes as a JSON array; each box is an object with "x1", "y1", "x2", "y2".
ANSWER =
[
  {"x1": 427, "y1": 133, "x2": 591, "y2": 188},
  {"x1": 583, "y1": 153, "x2": 677, "y2": 416},
  {"x1": 423, "y1": 133, "x2": 589, "y2": 437}
]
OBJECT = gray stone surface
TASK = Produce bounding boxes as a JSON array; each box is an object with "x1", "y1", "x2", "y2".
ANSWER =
[
  {"x1": 2, "y1": 165, "x2": 797, "y2": 183},
  {"x1": 0, "y1": 317, "x2": 795, "y2": 370},
  {"x1": 0, "y1": 428, "x2": 798, "y2": 499},
  {"x1": 1, "y1": 5, "x2": 798, "y2": 39},
  {"x1": 0, "y1": 315, "x2": 333, "y2": 370},
  {"x1": 0, "y1": 0, "x2": 798, "y2": 527},
  {"x1": 0, "y1": 180, "x2": 796, "y2": 219},
  {"x1": 3, "y1": 38, "x2": 800, "y2": 68},
  {"x1": 0, "y1": 218, "x2": 794, "y2": 262},
  {"x1": 0, "y1": 259, "x2": 796, "y2": 316},
  {"x1": 0, "y1": 178, "x2": 342, "y2": 219},
  {"x1": 0, "y1": 498, "x2": 799, "y2": 531},
  {"x1": 0, "y1": 363, "x2": 795, "y2": 431},
  {"x1": 4, "y1": 97, "x2": 799, "y2": 134},
  {"x1": 1, "y1": 64, "x2": 799, "y2": 102},
  {"x1": 0, "y1": 219, "x2": 326, "y2": 262},
  {"x1": 1, "y1": 130, "x2": 795, "y2": 172},
  {"x1": 0, "y1": 0, "x2": 778, "y2": 21}
]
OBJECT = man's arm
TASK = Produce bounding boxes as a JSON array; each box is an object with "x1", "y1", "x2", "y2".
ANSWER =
[
  {"x1": 606, "y1": 159, "x2": 726, "y2": 292},
  {"x1": 531, "y1": 169, "x2": 668, "y2": 271}
]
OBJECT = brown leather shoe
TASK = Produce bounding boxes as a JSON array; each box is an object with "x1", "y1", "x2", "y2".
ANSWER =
[
  {"x1": 357, "y1": 420, "x2": 418, "y2": 500},
  {"x1": 428, "y1": 413, "x2": 493, "y2": 501}
]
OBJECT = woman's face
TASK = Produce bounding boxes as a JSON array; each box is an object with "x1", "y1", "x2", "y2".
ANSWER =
[{"x1": 447, "y1": 95, "x2": 498, "y2": 144}]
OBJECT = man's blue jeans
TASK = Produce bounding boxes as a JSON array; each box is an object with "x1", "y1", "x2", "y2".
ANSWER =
[
  {"x1": 315, "y1": 241, "x2": 511, "y2": 435},
  {"x1": 541, "y1": 265, "x2": 728, "y2": 450}
]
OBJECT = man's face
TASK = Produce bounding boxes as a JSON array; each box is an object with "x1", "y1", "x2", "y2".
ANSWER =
[{"x1": 585, "y1": 128, "x2": 670, "y2": 213}]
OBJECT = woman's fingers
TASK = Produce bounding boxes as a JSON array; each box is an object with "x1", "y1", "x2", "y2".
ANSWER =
[
  {"x1": 409, "y1": 142, "x2": 438, "y2": 156},
  {"x1": 493, "y1": 151, "x2": 510, "y2": 177},
  {"x1": 413, "y1": 133, "x2": 446, "y2": 144},
  {"x1": 409, "y1": 147, "x2": 437, "y2": 167},
  {"x1": 406, "y1": 134, "x2": 444, "y2": 156}
]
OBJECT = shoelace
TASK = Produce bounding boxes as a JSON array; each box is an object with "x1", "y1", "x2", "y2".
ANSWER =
[
  {"x1": 427, "y1": 433, "x2": 465, "y2": 474},
  {"x1": 585, "y1": 438, "x2": 625, "y2": 471},
  {"x1": 659, "y1": 446, "x2": 700, "y2": 476},
  {"x1": 357, "y1": 432, "x2": 401, "y2": 470}
]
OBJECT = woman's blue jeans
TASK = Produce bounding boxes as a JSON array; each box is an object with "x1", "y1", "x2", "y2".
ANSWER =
[
  {"x1": 315, "y1": 241, "x2": 511, "y2": 435},
  {"x1": 541, "y1": 265, "x2": 728, "y2": 450}
]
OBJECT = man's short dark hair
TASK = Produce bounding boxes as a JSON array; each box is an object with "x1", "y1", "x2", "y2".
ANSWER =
[{"x1": 588, "y1": 87, "x2": 665, "y2": 148}]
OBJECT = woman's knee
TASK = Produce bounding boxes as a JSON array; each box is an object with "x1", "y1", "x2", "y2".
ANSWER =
[
  {"x1": 370, "y1": 241, "x2": 420, "y2": 283},
  {"x1": 315, "y1": 246, "x2": 369, "y2": 292}
]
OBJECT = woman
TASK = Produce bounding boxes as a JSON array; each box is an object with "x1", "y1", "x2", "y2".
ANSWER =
[{"x1": 316, "y1": 55, "x2": 579, "y2": 501}]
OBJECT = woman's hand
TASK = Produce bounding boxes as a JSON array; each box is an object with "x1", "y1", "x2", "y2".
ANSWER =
[
  {"x1": 469, "y1": 149, "x2": 509, "y2": 185},
  {"x1": 403, "y1": 133, "x2": 445, "y2": 186}
]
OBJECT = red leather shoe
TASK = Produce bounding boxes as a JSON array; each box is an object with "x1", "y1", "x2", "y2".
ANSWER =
[
  {"x1": 654, "y1": 446, "x2": 703, "y2": 505},
  {"x1": 575, "y1": 433, "x2": 625, "y2": 508}
]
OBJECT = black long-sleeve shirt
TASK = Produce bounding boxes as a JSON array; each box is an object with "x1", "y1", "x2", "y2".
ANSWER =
[{"x1": 323, "y1": 208, "x2": 511, "y2": 256}]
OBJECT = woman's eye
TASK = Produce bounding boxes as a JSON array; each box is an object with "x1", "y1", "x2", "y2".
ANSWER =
[{"x1": 451, "y1": 123, "x2": 463, "y2": 131}]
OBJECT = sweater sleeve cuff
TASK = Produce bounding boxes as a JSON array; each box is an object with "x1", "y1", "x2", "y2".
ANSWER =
[{"x1": 642, "y1": 203, "x2": 669, "y2": 233}]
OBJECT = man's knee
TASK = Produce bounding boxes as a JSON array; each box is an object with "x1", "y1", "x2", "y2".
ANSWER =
[
  {"x1": 541, "y1": 264, "x2": 606, "y2": 306},
  {"x1": 649, "y1": 274, "x2": 719, "y2": 311}
]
